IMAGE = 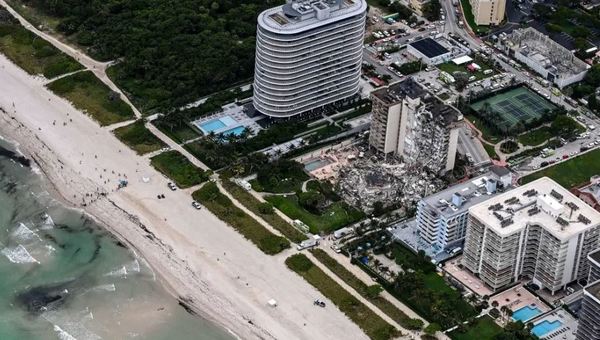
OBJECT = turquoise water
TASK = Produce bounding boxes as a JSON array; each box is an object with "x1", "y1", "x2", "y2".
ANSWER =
[
  {"x1": 221, "y1": 126, "x2": 246, "y2": 136},
  {"x1": 531, "y1": 320, "x2": 562, "y2": 337},
  {"x1": 304, "y1": 158, "x2": 332, "y2": 172},
  {"x1": 0, "y1": 139, "x2": 233, "y2": 340},
  {"x1": 200, "y1": 119, "x2": 226, "y2": 132},
  {"x1": 512, "y1": 305, "x2": 542, "y2": 322}
]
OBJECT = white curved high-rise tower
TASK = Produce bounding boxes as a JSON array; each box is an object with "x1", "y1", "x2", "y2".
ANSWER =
[{"x1": 253, "y1": 0, "x2": 367, "y2": 118}]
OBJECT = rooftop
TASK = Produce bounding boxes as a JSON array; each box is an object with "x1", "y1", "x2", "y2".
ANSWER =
[
  {"x1": 422, "y1": 172, "x2": 510, "y2": 218},
  {"x1": 469, "y1": 177, "x2": 600, "y2": 239},
  {"x1": 371, "y1": 77, "x2": 461, "y2": 125},
  {"x1": 409, "y1": 38, "x2": 450, "y2": 58},
  {"x1": 585, "y1": 279, "x2": 600, "y2": 301},
  {"x1": 589, "y1": 248, "x2": 600, "y2": 267},
  {"x1": 258, "y1": 0, "x2": 367, "y2": 34}
]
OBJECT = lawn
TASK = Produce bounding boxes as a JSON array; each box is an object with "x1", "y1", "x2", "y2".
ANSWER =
[
  {"x1": 465, "y1": 114, "x2": 502, "y2": 143},
  {"x1": 193, "y1": 183, "x2": 290, "y2": 255},
  {"x1": 285, "y1": 254, "x2": 399, "y2": 340},
  {"x1": 0, "y1": 11, "x2": 82, "y2": 78},
  {"x1": 518, "y1": 126, "x2": 553, "y2": 146},
  {"x1": 483, "y1": 143, "x2": 498, "y2": 160},
  {"x1": 266, "y1": 194, "x2": 364, "y2": 234},
  {"x1": 459, "y1": 0, "x2": 490, "y2": 35},
  {"x1": 448, "y1": 316, "x2": 503, "y2": 340},
  {"x1": 150, "y1": 150, "x2": 208, "y2": 188},
  {"x1": 114, "y1": 120, "x2": 166, "y2": 155},
  {"x1": 220, "y1": 179, "x2": 307, "y2": 243},
  {"x1": 153, "y1": 119, "x2": 200, "y2": 144},
  {"x1": 438, "y1": 62, "x2": 495, "y2": 81},
  {"x1": 310, "y1": 249, "x2": 423, "y2": 330},
  {"x1": 521, "y1": 148, "x2": 600, "y2": 189},
  {"x1": 46, "y1": 71, "x2": 135, "y2": 126}
]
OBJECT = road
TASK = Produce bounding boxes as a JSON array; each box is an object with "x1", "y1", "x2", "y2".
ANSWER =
[{"x1": 457, "y1": 126, "x2": 491, "y2": 166}]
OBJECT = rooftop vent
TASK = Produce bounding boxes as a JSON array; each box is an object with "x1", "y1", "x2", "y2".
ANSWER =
[
  {"x1": 523, "y1": 189, "x2": 538, "y2": 197},
  {"x1": 578, "y1": 214, "x2": 591, "y2": 225},
  {"x1": 528, "y1": 207, "x2": 540, "y2": 216},
  {"x1": 493, "y1": 211, "x2": 504, "y2": 221},
  {"x1": 550, "y1": 189, "x2": 563, "y2": 201},
  {"x1": 566, "y1": 202, "x2": 579, "y2": 211},
  {"x1": 505, "y1": 197, "x2": 520, "y2": 205},
  {"x1": 500, "y1": 219, "x2": 514, "y2": 227},
  {"x1": 489, "y1": 203, "x2": 503, "y2": 211},
  {"x1": 556, "y1": 216, "x2": 569, "y2": 227}
]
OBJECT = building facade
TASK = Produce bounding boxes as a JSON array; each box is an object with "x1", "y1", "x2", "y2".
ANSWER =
[
  {"x1": 572, "y1": 176, "x2": 600, "y2": 212},
  {"x1": 253, "y1": 0, "x2": 367, "y2": 118},
  {"x1": 577, "y1": 280, "x2": 600, "y2": 340},
  {"x1": 462, "y1": 177, "x2": 600, "y2": 294},
  {"x1": 368, "y1": 78, "x2": 462, "y2": 174},
  {"x1": 469, "y1": 0, "x2": 506, "y2": 26},
  {"x1": 417, "y1": 166, "x2": 512, "y2": 252},
  {"x1": 588, "y1": 249, "x2": 600, "y2": 283},
  {"x1": 409, "y1": 0, "x2": 430, "y2": 16}
]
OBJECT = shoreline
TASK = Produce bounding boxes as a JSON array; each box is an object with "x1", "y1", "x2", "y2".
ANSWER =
[{"x1": 0, "y1": 52, "x2": 369, "y2": 340}]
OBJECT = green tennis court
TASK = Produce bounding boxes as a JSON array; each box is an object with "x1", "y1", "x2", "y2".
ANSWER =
[{"x1": 470, "y1": 87, "x2": 557, "y2": 132}]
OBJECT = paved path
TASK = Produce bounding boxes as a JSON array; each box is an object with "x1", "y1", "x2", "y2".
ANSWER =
[{"x1": 146, "y1": 122, "x2": 209, "y2": 170}]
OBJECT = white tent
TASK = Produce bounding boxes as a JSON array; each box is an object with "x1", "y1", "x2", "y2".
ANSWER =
[
  {"x1": 267, "y1": 299, "x2": 278, "y2": 307},
  {"x1": 452, "y1": 55, "x2": 473, "y2": 65}
]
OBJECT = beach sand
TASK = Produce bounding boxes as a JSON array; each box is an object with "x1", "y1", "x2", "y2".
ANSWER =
[{"x1": 0, "y1": 54, "x2": 370, "y2": 340}]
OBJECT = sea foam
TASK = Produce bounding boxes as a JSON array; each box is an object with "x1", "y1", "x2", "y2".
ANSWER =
[{"x1": 1, "y1": 244, "x2": 39, "y2": 264}]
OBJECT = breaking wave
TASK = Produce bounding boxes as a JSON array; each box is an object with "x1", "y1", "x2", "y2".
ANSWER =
[{"x1": 1, "y1": 244, "x2": 39, "y2": 264}]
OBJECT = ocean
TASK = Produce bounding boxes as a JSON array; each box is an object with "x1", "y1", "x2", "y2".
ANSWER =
[{"x1": 0, "y1": 139, "x2": 233, "y2": 340}]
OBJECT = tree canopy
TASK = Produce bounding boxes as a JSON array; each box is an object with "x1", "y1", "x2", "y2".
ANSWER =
[{"x1": 20, "y1": 0, "x2": 282, "y2": 112}]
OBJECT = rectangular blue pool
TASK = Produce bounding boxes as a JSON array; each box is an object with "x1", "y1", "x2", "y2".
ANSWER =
[
  {"x1": 531, "y1": 320, "x2": 562, "y2": 337},
  {"x1": 512, "y1": 305, "x2": 542, "y2": 322},
  {"x1": 304, "y1": 158, "x2": 332, "y2": 172},
  {"x1": 199, "y1": 119, "x2": 226, "y2": 133}
]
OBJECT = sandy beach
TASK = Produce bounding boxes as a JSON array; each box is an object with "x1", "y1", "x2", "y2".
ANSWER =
[{"x1": 0, "y1": 53, "x2": 370, "y2": 340}]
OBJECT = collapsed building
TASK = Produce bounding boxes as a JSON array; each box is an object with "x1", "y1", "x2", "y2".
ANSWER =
[
  {"x1": 368, "y1": 77, "x2": 463, "y2": 175},
  {"x1": 336, "y1": 152, "x2": 446, "y2": 213},
  {"x1": 501, "y1": 27, "x2": 589, "y2": 89}
]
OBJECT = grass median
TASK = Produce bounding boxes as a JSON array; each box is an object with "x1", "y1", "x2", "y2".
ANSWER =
[
  {"x1": 150, "y1": 150, "x2": 208, "y2": 188},
  {"x1": 220, "y1": 179, "x2": 307, "y2": 243},
  {"x1": 193, "y1": 182, "x2": 290, "y2": 255},
  {"x1": 0, "y1": 9, "x2": 82, "y2": 78},
  {"x1": 310, "y1": 249, "x2": 424, "y2": 330},
  {"x1": 114, "y1": 120, "x2": 166, "y2": 155},
  {"x1": 285, "y1": 254, "x2": 399, "y2": 340},
  {"x1": 521, "y1": 147, "x2": 600, "y2": 188},
  {"x1": 47, "y1": 71, "x2": 135, "y2": 126}
]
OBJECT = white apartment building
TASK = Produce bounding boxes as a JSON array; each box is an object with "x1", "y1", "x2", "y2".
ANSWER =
[
  {"x1": 368, "y1": 78, "x2": 462, "y2": 174},
  {"x1": 253, "y1": 0, "x2": 367, "y2": 117},
  {"x1": 463, "y1": 177, "x2": 600, "y2": 294},
  {"x1": 417, "y1": 166, "x2": 512, "y2": 253},
  {"x1": 469, "y1": 0, "x2": 506, "y2": 26}
]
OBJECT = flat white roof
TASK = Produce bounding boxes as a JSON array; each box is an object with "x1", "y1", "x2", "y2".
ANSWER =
[
  {"x1": 452, "y1": 55, "x2": 473, "y2": 65},
  {"x1": 258, "y1": 0, "x2": 367, "y2": 35},
  {"x1": 469, "y1": 177, "x2": 600, "y2": 240}
]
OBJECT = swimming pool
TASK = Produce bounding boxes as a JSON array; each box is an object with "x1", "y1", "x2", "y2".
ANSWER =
[
  {"x1": 531, "y1": 320, "x2": 562, "y2": 337},
  {"x1": 221, "y1": 126, "x2": 246, "y2": 136},
  {"x1": 512, "y1": 305, "x2": 542, "y2": 322},
  {"x1": 304, "y1": 158, "x2": 332, "y2": 172},
  {"x1": 199, "y1": 119, "x2": 226, "y2": 133}
]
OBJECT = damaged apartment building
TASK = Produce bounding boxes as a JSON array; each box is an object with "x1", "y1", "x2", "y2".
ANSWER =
[{"x1": 368, "y1": 77, "x2": 462, "y2": 174}]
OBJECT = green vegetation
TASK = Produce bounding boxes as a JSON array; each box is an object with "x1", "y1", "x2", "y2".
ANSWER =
[
  {"x1": 465, "y1": 114, "x2": 502, "y2": 143},
  {"x1": 193, "y1": 182, "x2": 290, "y2": 255},
  {"x1": 518, "y1": 126, "x2": 553, "y2": 146},
  {"x1": 285, "y1": 254, "x2": 399, "y2": 340},
  {"x1": 310, "y1": 249, "x2": 423, "y2": 330},
  {"x1": 114, "y1": 120, "x2": 166, "y2": 155},
  {"x1": 422, "y1": 0, "x2": 441, "y2": 21},
  {"x1": 252, "y1": 159, "x2": 309, "y2": 193},
  {"x1": 459, "y1": 0, "x2": 489, "y2": 35},
  {"x1": 0, "y1": 8, "x2": 81, "y2": 78},
  {"x1": 266, "y1": 181, "x2": 364, "y2": 234},
  {"x1": 150, "y1": 150, "x2": 208, "y2": 188},
  {"x1": 220, "y1": 179, "x2": 307, "y2": 243},
  {"x1": 437, "y1": 59, "x2": 496, "y2": 82},
  {"x1": 483, "y1": 143, "x2": 499, "y2": 160},
  {"x1": 46, "y1": 71, "x2": 134, "y2": 125},
  {"x1": 12, "y1": 0, "x2": 275, "y2": 112},
  {"x1": 448, "y1": 316, "x2": 503, "y2": 340},
  {"x1": 390, "y1": 60, "x2": 422, "y2": 75},
  {"x1": 521, "y1": 147, "x2": 600, "y2": 188},
  {"x1": 499, "y1": 140, "x2": 518, "y2": 154}
]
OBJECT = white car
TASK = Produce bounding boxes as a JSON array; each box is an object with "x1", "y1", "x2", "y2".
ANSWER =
[
  {"x1": 168, "y1": 182, "x2": 177, "y2": 191},
  {"x1": 192, "y1": 201, "x2": 202, "y2": 210}
]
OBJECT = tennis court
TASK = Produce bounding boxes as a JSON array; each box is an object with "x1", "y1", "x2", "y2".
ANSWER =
[{"x1": 470, "y1": 87, "x2": 557, "y2": 132}]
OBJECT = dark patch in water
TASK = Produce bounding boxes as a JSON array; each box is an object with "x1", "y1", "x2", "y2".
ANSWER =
[
  {"x1": 178, "y1": 297, "x2": 197, "y2": 316},
  {"x1": 0, "y1": 146, "x2": 30, "y2": 167},
  {"x1": 16, "y1": 281, "x2": 72, "y2": 315},
  {"x1": 43, "y1": 234, "x2": 66, "y2": 249},
  {"x1": 115, "y1": 241, "x2": 127, "y2": 248},
  {"x1": 88, "y1": 237, "x2": 102, "y2": 263}
]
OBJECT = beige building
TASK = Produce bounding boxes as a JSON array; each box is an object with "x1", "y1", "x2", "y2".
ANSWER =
[
  {"x1": 462, "y1": 178, "x2": 600, "y2": 294},
  {"x1": 469, "y1": 0, "x2": 506, "y2": 26},
  {"x1": 368, "y1": 77, "x2": 461, "y2": 174},
  {"x1": 410, "y1": 0, "x2": 429, "y2": 16}
]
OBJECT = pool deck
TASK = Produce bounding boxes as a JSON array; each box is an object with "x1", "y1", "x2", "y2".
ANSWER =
[
  {"x1": 192, "y1": 102, "x2": 262, "y2": 137},
  {"x1": 529, "y1": 308, "x2": 578, "y2": 340},
  {"x1": 490, "y1": 284, "x2": 551, "y2": 318}
]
